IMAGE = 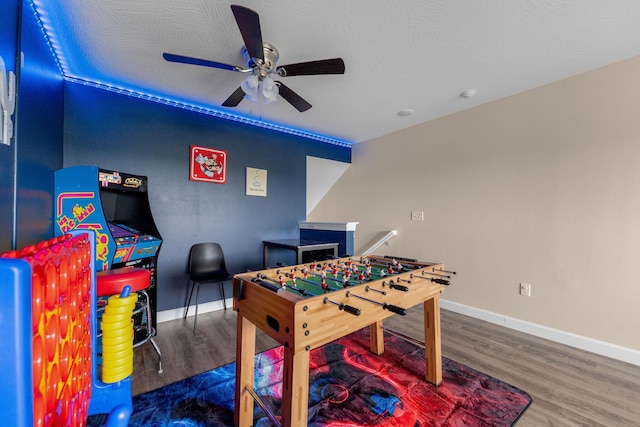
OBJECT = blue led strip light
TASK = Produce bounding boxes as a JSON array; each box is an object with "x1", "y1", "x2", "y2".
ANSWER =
[
  {"x1": 28, "y1": 1, "x2": 352, "y2": 148},
  {"x1": 66, "y1": 77, "x2": 351, "y2": 147},
  {"x1": 29, "y1": 0, "x2": 67, "y2": 76}
]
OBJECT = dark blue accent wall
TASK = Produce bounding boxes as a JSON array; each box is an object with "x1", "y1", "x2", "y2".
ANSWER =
[
  {"x1": 15, "y1": 0, "x2": 64, "y2": 248},
  {"x1": 63, "y1": 82, "x2": 350, "y2": 312},
  {"x1": 0, "y1": 0, "x2": 64, "y2": 253},
  {"x1": 0, "y1": 0, "x2": 19, "y2": 253}
]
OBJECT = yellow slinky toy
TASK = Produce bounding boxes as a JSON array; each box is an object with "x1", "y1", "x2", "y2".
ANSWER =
[{"x1": 100, "y1": 286, "x2": 138, "y2": 383}]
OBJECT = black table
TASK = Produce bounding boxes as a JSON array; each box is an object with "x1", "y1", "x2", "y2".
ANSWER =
[{"x1": 262, "y1": 239, "x2": 339, "y2": 268}]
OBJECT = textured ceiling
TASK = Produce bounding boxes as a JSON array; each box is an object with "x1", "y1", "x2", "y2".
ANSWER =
[{"x1": 33, "y1": 0, "x2": 640, "y2": 144}]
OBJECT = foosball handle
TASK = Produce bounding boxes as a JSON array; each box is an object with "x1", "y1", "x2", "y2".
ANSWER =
[
  {"x1": 384, "y1": 303, "x2": 407, "y2": 315},
  {"x1": 251, "y1": 278, "x2": 281, "y2": 293},
  {"x1": 432, "y1": 278, "x2": 450, "y2": 286},
  {"x1": 339, "y1": 304, "x2": 361, "y2": 316},
  {"x1": 389, "y1": 283, "x2": 409, "y2": 292}
]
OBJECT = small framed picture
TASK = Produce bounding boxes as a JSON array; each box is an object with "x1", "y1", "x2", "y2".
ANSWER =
[
  {"x1": 190, "y1": 145, "x2": 227, "y2": 184},
  {"x1": 246, "y1": 167, "x2": 267, "y2": 196}
]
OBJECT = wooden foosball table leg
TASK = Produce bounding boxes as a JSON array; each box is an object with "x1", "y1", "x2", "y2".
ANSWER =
[
  {"x1": 424, "y1": 296, "x2": 443, "y2": 385},
  {"x1": 235, "y1": 314, "x2": 256, "y2": 427},
  {"x1": 280, "y1": 348, "x2": 310, "y2": 427},
  {"x1": 369, "y1": 320, "x2": 385, "y2": 355}
]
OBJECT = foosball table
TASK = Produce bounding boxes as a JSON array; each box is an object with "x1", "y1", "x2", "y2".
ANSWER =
[{"x1": 232, "y1": 255, "x2": 451, "y2": 427}]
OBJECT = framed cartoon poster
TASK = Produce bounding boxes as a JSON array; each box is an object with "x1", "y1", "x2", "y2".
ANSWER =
[{"x1": 190, "y1": 145, "x2": 227, "y2": 184}]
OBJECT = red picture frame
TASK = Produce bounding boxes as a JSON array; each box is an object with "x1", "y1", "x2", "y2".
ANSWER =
[{"x1": 189, "y1": 145, "x2": 227, "y2": 184}]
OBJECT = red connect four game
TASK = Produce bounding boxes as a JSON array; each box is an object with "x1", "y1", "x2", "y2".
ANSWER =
[{"x1": 0, "y1": 231, "x2": 133, "y2": 427}]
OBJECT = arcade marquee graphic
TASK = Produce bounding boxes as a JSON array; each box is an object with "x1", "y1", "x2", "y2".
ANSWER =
[{"x1": 190, "y1": 145, "x2": 227, "y2": 184}]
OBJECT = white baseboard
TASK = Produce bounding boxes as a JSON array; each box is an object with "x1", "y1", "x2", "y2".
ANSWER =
[
  {"x1": 441, "y1": 299, "x2": 640, "y2": 367},
  {"x1": 156, "y1": 298, "x2": 232, "y2": 323}
]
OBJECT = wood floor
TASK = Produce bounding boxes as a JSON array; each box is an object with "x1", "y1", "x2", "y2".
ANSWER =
[{"x1": 132, "y1": 307, "x2": 640, "y2": 426}]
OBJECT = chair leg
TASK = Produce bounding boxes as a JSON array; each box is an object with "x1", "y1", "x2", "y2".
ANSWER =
[
  {"x1": 220, "y1": 281, "x2": 227, "y2": 310},
  {"x1": 193, "y1": 282, "x2": 201, "y2": 333},
  {"x1": 185, "y1": 280, "x2": 196, "y2": 319}
]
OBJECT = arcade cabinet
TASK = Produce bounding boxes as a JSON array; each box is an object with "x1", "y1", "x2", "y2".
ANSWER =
[{"x1": 54, "y1": 166, "x2": 163, "y2": 345}]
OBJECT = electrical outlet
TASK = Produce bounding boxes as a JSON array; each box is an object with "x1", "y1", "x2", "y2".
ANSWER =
[
  {"x1": 411, "y1": 211, "x2": 424, "y2": 221},
  {"x1": 519, "y1": 282, "x2": 531, "y2": 297}
]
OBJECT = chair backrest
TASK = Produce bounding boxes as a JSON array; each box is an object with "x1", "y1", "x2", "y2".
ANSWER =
[{"x1": 188, "y1": 242, "x2": 229, "y2": 281}]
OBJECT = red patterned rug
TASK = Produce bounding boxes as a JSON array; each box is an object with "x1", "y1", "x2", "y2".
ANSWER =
[{"x1": 91, "y1": 329, "x2": 531, "y2": 426}]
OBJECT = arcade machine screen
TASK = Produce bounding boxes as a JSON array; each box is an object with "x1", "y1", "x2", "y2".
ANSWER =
[
  {"x1": 108, "y1": 222, "x2": 140, "y2": 239},
  {"x1": 100, "y1": 189, "x2": 157, "y2": 236}
]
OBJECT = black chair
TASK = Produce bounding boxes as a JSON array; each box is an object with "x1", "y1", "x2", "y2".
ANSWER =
[{"x1": 185, "y1": 242, "x2": 230, "y2": 332}]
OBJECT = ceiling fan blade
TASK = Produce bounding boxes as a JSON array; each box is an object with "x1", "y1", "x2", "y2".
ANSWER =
[
  {"x1": 276, "y1": 81, "x2": 312, "y2": 112},
  {"x1": 276, "y1": 58, "x2": 345, "y2": 77},
  {"x1": 231, "y1": 5, "x2": 264, "y2": 62},
  {"x1": 163, "y1": 53, "x2": 241, "y2": 72},
  {"x1": 221, "y1": 87, "x2": 246, "y2": 107}
]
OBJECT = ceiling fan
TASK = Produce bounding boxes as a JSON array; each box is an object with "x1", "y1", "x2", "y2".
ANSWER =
[{"x1": 162, "y1": 4, "x2": 345, "y2": 112}]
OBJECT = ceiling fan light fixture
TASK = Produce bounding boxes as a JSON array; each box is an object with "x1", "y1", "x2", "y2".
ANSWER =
[
  {"x1": 241, "y1": 74, "x2": 260, "y2": 102},
  {"x1": 262, "y1": 76, "x2": 279, "y2": 103}
]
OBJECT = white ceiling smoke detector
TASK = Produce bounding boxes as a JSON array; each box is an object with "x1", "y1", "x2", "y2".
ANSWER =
[
  {"x1": 397, "y1": 109, "x2": 414, "y2": 117},
  {"x1": 460, "y1": 90, "x2": 477, "y2": 99}
]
